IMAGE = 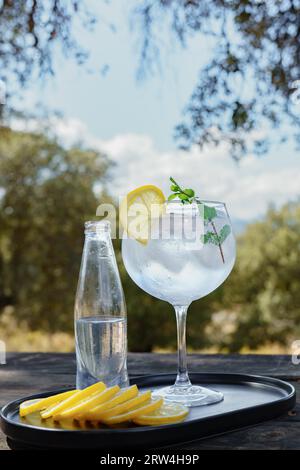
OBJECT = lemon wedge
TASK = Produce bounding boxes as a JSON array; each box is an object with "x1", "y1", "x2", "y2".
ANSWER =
[
  {"x1": 97, "y1": 390, "x2": 152, "y2": 421},
  {"x1": 82, "y1": 385, "x2": 138, "y2": 420},
  {"x1": 120, "y1": 185, "x2": 165, "y2": 244},
  {"x1": 133, "y1": 402, "x2": 189, "y2": 426},
  {"x1": 41, "y1": 381, "x2": 106, "y2": 419},
  {"x1": 19, "y1": 390, "x2": 77, "y2": 417},
  {"x1": 102, "y1": 397, "x2": 164, "y2": 425},
  {"x1": 55, "y1": 385, "x2": 120, "y2": 419}
]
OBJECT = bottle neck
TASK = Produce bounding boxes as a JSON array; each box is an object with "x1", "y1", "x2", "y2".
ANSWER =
[
  {"x1": 85, "y1": 220, "x2": 110, "y2": 235},
  {"x1": 75, "y1": 220, "x2": 126, "y2": 321},
  {"x1": 84, "y1": 221, "x2": 113, "y2": 257}
]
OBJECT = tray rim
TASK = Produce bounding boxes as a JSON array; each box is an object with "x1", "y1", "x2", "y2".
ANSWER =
[{"x1": 0, "y1": 372, "x2": 296, "y2": 448}]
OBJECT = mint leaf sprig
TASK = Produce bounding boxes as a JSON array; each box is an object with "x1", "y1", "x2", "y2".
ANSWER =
[
  {"x1": 167, "y1": 176, "x2": 231, "y2": 264},
  {"x1": 168, "y1": 177, "x2": 195, "y2": 204}
]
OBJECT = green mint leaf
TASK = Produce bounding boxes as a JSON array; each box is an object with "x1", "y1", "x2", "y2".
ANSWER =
[
  {"x1": 203, "y1": 231, "x2": 220, "y2": 245},
  {"x1": 203, "y1": 225, "x2": 231, "y2": 246},
  {"x1": 178, "y1": 193, "x2": 189, "y2": 201},
  {"x1": 218, "y1": 224, "x2": 231, "y2": 244},
  {"x1": 184, "y1": 188, "x2": 195, "y2": 197},
  {"x1": 204, "y1": 205, "x2": 217, "y2": 221},
  {"x1": 168, "y1": 177, "x2": 226, "y2": 263}
]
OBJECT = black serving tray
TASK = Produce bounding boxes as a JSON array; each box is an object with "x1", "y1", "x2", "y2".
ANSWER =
[{"x1": 0, "y1": 373, "x2": 296, "y2": 450}]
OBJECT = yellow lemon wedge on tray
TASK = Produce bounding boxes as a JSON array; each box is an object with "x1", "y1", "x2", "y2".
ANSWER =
[
  {"x1": 55, "y1": 385, "x2": 120, "y2": 419},
  {"x1": 102, "y1": 397, "x2": 164, "y2": 425},
  {"x1": 41, "y1": 381, "x2": 106, "y2": 419},
  {"x1": 120, "y1": 185, "x2": 165, "y2": 244},
  {"x1": 19, "y1": 390, "x2": 77, "y2": 417},
  {"x1": 96, "y1": 390, "x2": 152, "y2": 421},
  {"x1": 19, "y1": 381, "x2": 190, "y2": 428},
  {"x1": 82, "y1": 384, "x2": 139, "y2": 420},
  {"x1": 133, "y1": 402, "x2": 189, "y2": 426}
]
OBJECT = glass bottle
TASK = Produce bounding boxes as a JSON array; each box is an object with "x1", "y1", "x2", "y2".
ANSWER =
[{"x1": 74, "y1": 220, "x2": 129, "y2": 389}]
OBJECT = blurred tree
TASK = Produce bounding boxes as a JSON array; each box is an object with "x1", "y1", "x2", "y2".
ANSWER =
[
  {"x1": 0, "y1": 0, "x2": 94, "y2": 87},
  {"x1": 134, "y1": 0, "x2": 300, "y2": 158},
  {"x1": 1, "y1": 1, "x2": 299, "y2": 158},
  {"x1": 0, "y1": 127, "x2": 213, "y2": 350},
  {"x1": 219, "y1": 202, "x2": 300, "y2": 351},
  {"x1": 0, "y1": 128, "x2": 109, "y2": 331},
  {"x1": 0, "y1": 126, "x2": 212, "y2": 349},
  {"x1": 0, "y1": 129, "x2": 299, "y2": 352}
]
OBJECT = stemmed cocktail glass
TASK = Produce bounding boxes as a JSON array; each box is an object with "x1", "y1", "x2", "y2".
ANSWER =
[{"x1": 122, "y1": 199, "x2": 236, "y2": 407}]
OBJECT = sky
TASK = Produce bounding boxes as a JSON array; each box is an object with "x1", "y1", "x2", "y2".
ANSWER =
[{"x1": 17, "y1": 0, "x2": 300, "y2": 226}]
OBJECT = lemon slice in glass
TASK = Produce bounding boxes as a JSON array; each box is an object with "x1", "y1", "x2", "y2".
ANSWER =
[
  {"x1": 133, "y1": 403, "x2": 189, "y2": 426},
  {"x1": 120, "y1": 185, "x2": 165, "y2": 244}
]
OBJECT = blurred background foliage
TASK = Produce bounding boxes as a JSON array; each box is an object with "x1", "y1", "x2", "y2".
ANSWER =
[
  {"x1": 0, "y1": 1, "x2": 299, "y2": 353},
  {"x1": 1, "y1": 0, "x2": 299, "y2": 158},
  {"x1": 0, "y1": 127, "x2": 299, "y2": 352}
]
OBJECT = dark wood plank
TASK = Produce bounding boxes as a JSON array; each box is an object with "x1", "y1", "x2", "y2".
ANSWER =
[
  {"x1": 0, "y1": 353, "x2": 299, "y2": 450},
  {"x1": 4, "y1": 352, "x2": 300, "y2": 379},
  {"x1": 1, "y1": 353, "x2": 298, "y2": 403}
]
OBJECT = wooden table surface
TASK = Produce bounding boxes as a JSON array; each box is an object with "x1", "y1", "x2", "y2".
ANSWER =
[{"x1": 0, "y1": 353, "x2": 299, "y2": 450}]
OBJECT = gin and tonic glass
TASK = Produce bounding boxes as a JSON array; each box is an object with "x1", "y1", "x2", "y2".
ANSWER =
[{"x1": 122, "y1": 200, "x2": 236, "y2": 406}]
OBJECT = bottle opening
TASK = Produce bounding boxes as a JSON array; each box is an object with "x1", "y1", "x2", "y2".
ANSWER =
[{"x1": 84, "y1": 220, "x2": 111, "y2": 235}]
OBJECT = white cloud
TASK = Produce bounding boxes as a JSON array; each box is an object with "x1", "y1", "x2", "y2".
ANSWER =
[
  {"x1": 15, "y1": 117, "x2": 300, "y2": 222},
  {"x1": 51, "y1": 117, "x2": 88, "y2": 147},
  {"x1": 93, "y1": 130, "x2": 300, "y2": 222}
]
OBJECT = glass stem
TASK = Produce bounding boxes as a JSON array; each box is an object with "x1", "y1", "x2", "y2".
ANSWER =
[{"x1": 174, "y1": 305, "x2": 191, "y2": 388}]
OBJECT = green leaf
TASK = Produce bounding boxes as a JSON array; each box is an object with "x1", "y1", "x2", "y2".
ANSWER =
[
  {"x1": 184, "y1": 188, "x2": 195, "y2": 197},
  {"x1": 204, "y1": 205, "x2": 217, "y2": 220},
  {"x1": 218, "y1": 224, "x2": 231, "y2": 244},
  {"x1": 203, "y1": 231, "x2": 219, "y2": 245},
  {"x1": 203, "y1": 225, "x2": 231, "y2": 246},
  {"x1": 170, "y1": 184, "x2": 179, "y2": 191},
  {"x1": 168, "y1": 193, "x2": 178, "y2": 201},
  {"x1": 179, "y1": 193, "x2": 189, "y2": 201}
]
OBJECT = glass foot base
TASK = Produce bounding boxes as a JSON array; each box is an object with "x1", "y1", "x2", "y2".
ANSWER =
[{"x1": 152, "y1": 385, "x2": 224, "y2": 407}]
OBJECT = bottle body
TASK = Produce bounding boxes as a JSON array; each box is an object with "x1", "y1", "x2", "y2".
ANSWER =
[{"x1": 75, "y1": 221, "x2": 129, "y2": 389}]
